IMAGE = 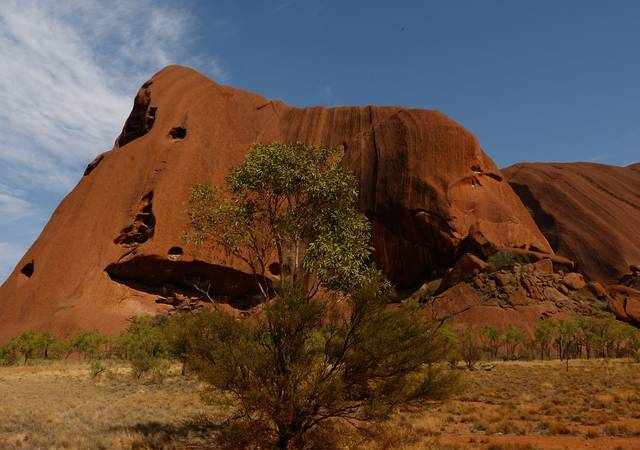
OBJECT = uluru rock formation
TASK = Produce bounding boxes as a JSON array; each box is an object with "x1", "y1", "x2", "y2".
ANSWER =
[
  {"x1": 504, "y1": 162, "x2": 640, "y2": 282},
  {"x1": 0, "y1": 65, "x2": 553, "y2": 340}
]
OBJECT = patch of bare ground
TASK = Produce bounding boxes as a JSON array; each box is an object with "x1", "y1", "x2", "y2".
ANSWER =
[{"x1": 1, "y1": 359, "x2": 640, "y2": 449}]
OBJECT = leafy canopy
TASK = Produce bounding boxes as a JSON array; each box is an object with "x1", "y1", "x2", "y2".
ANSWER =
[{"x1": 185, "y1": 142, "x2": 371, "y2": 294}]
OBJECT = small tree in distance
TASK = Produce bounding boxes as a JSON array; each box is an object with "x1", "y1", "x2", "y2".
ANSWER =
[{"x1": 184, "y1": 142, "x2": 455, "y2": 449}]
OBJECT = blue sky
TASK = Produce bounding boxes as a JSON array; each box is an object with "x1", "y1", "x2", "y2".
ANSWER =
[{"x1": 1, "y1": 0, "x2": 639, "y2": 282}]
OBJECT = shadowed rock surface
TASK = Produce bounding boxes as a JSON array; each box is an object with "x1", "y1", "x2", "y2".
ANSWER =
[
  {"x1": 421, "y1": 261, "x2": 611, "y2": 330},
  {"x1": 504, "y1": 162, "x2": 640, "y2": 282},
  {"x1": 0, "y1": 65, "x2": 550, "y2": 340}
]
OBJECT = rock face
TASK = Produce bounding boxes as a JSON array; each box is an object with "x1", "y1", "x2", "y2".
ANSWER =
[
  {"x1": 504, "y1": 162, "x2": 640, "y2": 282},
  {"x1": 423, "y1": 262, "x2": 609, "y2": 330},
  {"x1": 0, "y1": 65, "x2": 551, "y2": 340},
  {"x1": 608, "y1": 285, "x2": 640, "y2": 327}
]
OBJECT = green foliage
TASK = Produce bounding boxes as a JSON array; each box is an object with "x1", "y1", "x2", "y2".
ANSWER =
[
  {"x1": 534, "y1": 320, "x2": 555, "y2": 360},
  {"x1": 487, "y1": 251, "x2": 530, "y2": 271},
  {"x1": 630, "y1": 331, "x2": 640, "y2": 363},
  {"x1": 89, "y1": 359, "x2": 107, "y2": 379},
  {"x1": 5, "y1": 331, "x2": 56, "y2": 364},
  {"x1": 164, "y1": 313, "x2": 200, "y2": 375},
  {"x1": 116, "y1": 316, "x2": 169, "y2": 380},
  {"x1": 0, "y1": 344, "x2": 16, "y2": 366},
  {"x1": 481, "y1": 326, "x2": 502, "y2": 360},
  {"x1": 187, "y1": 275, "x2": 454, "y2": 449},
  {"x1": 437, "y1": 316, "x2": 640, "y2": 365},
  {"x1": 439, "y1": 325, "x2": 461, "y2": 368},
  {"x1": 504, "y1": 325, "x2": 526, "y2": 360},
  {"x1": 184, "y1": 142, "x2": 372, "y2": 294},
  {"x1": 456, "y1": 327, "x2": 483, "y2": 369},
  {"x1": 70, "y1": 331, "x2": 107, "y2": 360}
]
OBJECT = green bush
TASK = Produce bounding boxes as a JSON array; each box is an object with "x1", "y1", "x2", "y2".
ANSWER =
[
  {"x1": 89, "y1": 359, "x2": 107, "y2": 379},
  {"x1": 504, "y1": 325, "x2": 526, "y2": 360},
  {"x1": 0, "y1": 344, "x2": 16, "y2": 366},
  {"x1": 188, "y1": 277, "x2": 454, "y2": 449},
  {"x1": 487, "y1": 251, "x2": 530, "y2": 271},
  {"x1": 70, "y1": 331, "x2": 108, "y2": 360},
  {"x1": 6, "y1": 331, "x2": 56, "y2": 364},
  {"x1": 457, "y1": 327, "x2": 483, "y2": 369},
  {"x1": 165, "y1": 313, "x2": 200, "y2": 375},
  {"x1": 116, "y1": 316, "x2": 169, "y2": 380},
  {"x1": 440, "y1": 325, "x2": 461, "y2": 368},
  {"x1": 481, "y1": 326, "x2": 502, "y2": 360}
]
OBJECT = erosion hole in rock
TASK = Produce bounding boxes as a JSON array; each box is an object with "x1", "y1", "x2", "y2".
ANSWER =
[
  {"x1": 21, "y1": 262, "x2": 34, "y2": 278},
  {"x1": 141, "y1": 191, "x2": 154, "y2": 203},
  {"x1": 115, "y1": 81, "x2": 157, "y2": 147},
  {"x1": 168, "y1": 246, "x2": 183, "y2": 256},
  {"x1": 105, "y1": 256, "x2": 272, "y2": 310},
  {"x1": 268, "y1": 262, "x2": 281, "y2": 276},
  {"x1": 114, "y1": 191, "x2": 156, "y2": 246},
  {"x1": 168, "y1": 127, "x2": 187, "y2": 140}
]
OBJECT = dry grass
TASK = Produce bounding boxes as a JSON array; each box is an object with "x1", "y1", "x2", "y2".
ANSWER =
[
  {"x1": 1, "y1": 359, "x2": 640, "y2": 449},
  {"x1": 0, "y1": 361, "x2": 227, "y2": 449},
  {"x1": 373, "y1": 358, "x2": 640, "y2": 449}
]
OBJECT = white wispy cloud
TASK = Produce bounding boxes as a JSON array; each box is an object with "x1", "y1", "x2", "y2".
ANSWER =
[
  {"x1": 0, "y1": 242, "x2": 22, "y2": 261},
  {"x1": 0, "y1": 0, "x2": 228, "y2": 283},
  {"x1": 0, "y1": 192, "x2": 33, "y2": 222}
]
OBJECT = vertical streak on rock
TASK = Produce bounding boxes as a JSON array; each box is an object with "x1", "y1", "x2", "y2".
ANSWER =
[{"x1": 368, "y1": 106, "x2": 379, "y2": 215}]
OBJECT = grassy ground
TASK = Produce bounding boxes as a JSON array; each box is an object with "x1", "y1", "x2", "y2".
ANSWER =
[{"x1": 1, "y1": 359, "x2": 639, "y2": 449}]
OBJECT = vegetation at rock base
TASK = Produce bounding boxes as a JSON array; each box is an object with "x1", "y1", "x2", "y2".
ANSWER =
[
  {"x1": 182, "y1": 142, "x2": 456, "y2": 449},
  {"x1": 487, "y1": 251, "x2": 531, "y2": 271},
  {"x1": 441, "y1": 315, "x2": 640, "y2": 368}
]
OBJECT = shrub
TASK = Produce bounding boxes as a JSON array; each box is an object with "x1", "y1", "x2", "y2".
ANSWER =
[
  {"x1": 70, "y1": 331, "x2": 108, "y2": 360},
  {"x1": 116, "y1": 316, "x2": 169, "y2": 379},
  {"x1": 487, "y1": 251, "x2": 529, "y2": 271},
  {"x1": 440, "y1": 325, "x2": 461, "y2": 368},
  {"x1": 534, "y1": 320, "x2": 555, "y2": 360},
  {"x1": 481, "y1": 326, "x2": 501, "y2": 360},
  {"x1": 89, "y1": 359, "x2": 107, "y2": 379},
  {"x1": 188, "y1": 277, "x2": 454, "y2": 449},
  {"x1": 555, "y1": 318, "x2": 585, "y2": 361},
  {"x1": 0, "y1": 344, "x2": 16, "y2": 366},
  {"x1": 504, "y1": 325, "x2": 526, "y2": 360},
  {"x1": 165, "y1": 313, "x2": 200, "y2": 375},
  {"x1": 185, "y1": 142, "x2": 457, "y2": 448},
  {"x1": 457, "y1": 327, "x2": 483, "y2": 369},
  {"x1": 626, "y1": 328, "x2": 640, "y2": 362},
  {"x1": 7, "y1": 331, "x2": 56, "y2": 364}
]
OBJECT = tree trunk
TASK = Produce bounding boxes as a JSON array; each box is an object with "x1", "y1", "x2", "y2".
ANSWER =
[{"x1": 277, "y1": 432, "x2": 290, "y2": 450}]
